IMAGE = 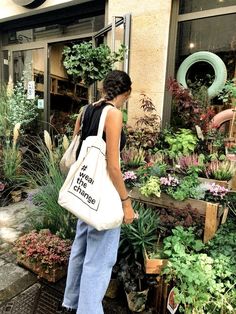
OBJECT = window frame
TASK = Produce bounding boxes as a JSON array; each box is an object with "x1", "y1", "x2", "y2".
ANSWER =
[{"x1": 162, "y1": 0, "x2": 236, "y2": 125}]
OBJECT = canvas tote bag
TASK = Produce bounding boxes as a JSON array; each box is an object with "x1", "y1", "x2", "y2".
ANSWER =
[
  {"x1": 59, "y1": 105, "x2": 88, "y2": 175},
  {"x1": 58, "y1": 105, "x2": 124, "y2": 231}
]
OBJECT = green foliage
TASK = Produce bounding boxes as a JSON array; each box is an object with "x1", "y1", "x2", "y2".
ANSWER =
[
  {"x1": 121, "y1": 147, "x2": 146, "y2": 170},
  {"x1": 0, "y1": 85, "x2": 11, "y2": 135},
  {"x1": 27, "y1": 139, "x2": 76, "y2": 240},
  {"x1": 0, "y1": 127, "x2": 28, "y2": 189},
  {"x1": 63, "y1": 41, "x2": 125, "y2": 86},
  {"x1": 205, "y1": 160, "x2": 235, "y2": 181},
  {"x1": 7, "y1": 78, "x2": 38, "y2": 129},
  {"x1": 116, "y1": 257, "x2": 145, "y2": 293},
  {"x1": 218, "y1": 78, "x2": 236, "y2": 106},
  {"x1": 120, "y1": 202, "x2": 161, "y2": 256},
  {"x1": 176, "y1": 154, "x2": 205, "y2": 176},
  {"x1": 164, "y1": 128, "x2": 198, "y2": 158},
  {"x1": 166, "y1": 174, "x2": 201, "y2": 201},
  {"x1": 139, "y1": 176, "x2": 161, "y2": 198},
  {"x1": 125, "y1": 94, "x2": 161, "y2": 151},
  {"x1": 163, "y1": 226, "x2": 204, "y2": 257},
  {"x1": 163, "y1": 223, "x2": 236, "y2": 313}
]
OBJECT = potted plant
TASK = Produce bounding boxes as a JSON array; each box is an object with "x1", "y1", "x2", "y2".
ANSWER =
[
  {"x1": 121, "y1": 147, "x2": 146, "y2": 171},
  {"x1": 164, "y1": 128, "x2": 198, "y2": 159},
  {"x1": 218, "y1": 78, "x2": 236, "y2": 140},
  {"x1": 27, "y1": 133, "x2": 77, "y2": 240},
  {"x1": 143, "y1": 236, "x2": 168, "y2": 275},
  {"x1": 119, "y1": 201, "x2": 161, "y2": 257},
  {"x1": 117, "y1": 257, "x2": 149, "y2": 313},
  {"x1": 125, "y1": 93, "x2": 161, "y2": 151},
  {"x1": 13, "y1": 229, "x2": 72, "y2": 282},
  {"x1": 62, "y1": 41, "x2": 126, "y2": 87},
  {"x1": 1, "y1": 123, "x2": 28, "y2": 202},
  {"x1": 202, "y1": 159, "x2": 235, "y2": 188},
  {"x1": 118, "y1": 202, "x2": 162, "y2": 311}
]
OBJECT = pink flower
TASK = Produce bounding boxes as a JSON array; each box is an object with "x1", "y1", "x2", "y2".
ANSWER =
[
  {"x1": 160, "y1": 174, "x2": 179, "y2": 187},
  {"x1": 123, "y1": 171, "x2": 137, "y2": 181},
  {"x1": 208, "y1": 183, "x2": 229, "y2": 199}
]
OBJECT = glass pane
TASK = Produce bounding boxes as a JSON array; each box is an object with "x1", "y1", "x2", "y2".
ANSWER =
[
  {"x1": 3, "y1": 15, "x2": 104, "y2": 45},
  {"x1": 179, "y1": 0, "x2": 236, "y2": 14},
  {"x1": 49, "y1": 42, "x2": 88, "y2": 135},
  {"x1": 176, "y1": 14, "x2": 236, "y2": 80},
  {"x1": 12, "y1": 48, "x2": 45, "y2": 132}
]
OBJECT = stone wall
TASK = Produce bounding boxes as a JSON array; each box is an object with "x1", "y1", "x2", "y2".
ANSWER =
[{"x1": 107, "y1": 0, "x2": 172, "y2": 124}]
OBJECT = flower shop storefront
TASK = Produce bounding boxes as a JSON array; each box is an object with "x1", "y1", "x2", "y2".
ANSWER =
[{"x1": 0, "y1": 1, "x2": 236, "y2": 314}]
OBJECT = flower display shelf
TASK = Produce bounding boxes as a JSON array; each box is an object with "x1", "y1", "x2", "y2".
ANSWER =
[
  {"x1": 129, "y1": 188, "x2": 226, "y2": 243},
  {"x1": 143, "y1": 249, "x2": 168, "y2": 274},
  {"x1": 16, "y1": 255, "x2": 67, "y2": 283}
]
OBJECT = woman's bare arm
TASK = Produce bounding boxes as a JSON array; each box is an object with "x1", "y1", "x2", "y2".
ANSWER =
[{"x1": 105, "y1": 108, "x2": 135, "y2": 224}]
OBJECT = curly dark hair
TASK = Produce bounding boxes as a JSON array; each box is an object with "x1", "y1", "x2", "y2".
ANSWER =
[{"x1": 103, "y1": 70, "x2": 132, "y2": 101}]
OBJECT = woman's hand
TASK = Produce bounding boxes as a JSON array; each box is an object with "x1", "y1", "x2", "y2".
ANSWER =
[{"x1": 122, "y1": 198, "x2": 135, "y2": 224}]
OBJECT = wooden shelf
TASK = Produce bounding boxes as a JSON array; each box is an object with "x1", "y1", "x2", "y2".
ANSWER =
[
  {"x1": 128, "y1": 187, "x2": 226, "y2": 243},
  {"x1": 34, "y1": 71, "x2": 88, "y2": 102}
]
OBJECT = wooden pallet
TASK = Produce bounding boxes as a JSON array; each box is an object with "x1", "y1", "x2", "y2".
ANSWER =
[{"x1": 129, "y1": 188, "x2": 226, "y2": 243}]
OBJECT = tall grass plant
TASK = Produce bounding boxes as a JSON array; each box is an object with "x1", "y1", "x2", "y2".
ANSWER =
[{"x1": 27, "y1": 135, "x2": 76, "y2": 240}]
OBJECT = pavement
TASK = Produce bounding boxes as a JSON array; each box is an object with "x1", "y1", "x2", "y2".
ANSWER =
[{"x1": 0, "y1": 194, "x2": 38, "y2": 309}]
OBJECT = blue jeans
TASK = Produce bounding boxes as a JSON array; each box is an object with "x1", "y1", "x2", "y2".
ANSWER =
[{"x1": 62, "y1": 219, "x2": 121, "y2": 314}]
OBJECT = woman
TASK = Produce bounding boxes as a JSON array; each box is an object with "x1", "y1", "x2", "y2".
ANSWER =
[{"x1": 60, "y1": 70, "x2": 135, "y2": 314}]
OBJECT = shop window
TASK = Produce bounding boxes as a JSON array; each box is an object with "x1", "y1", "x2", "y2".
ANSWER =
[
  {"x1": 179, "y1": 0, "x2": 236, "y2": 14},
  {"x1": 176, "y1": 13, "x2": 236, "y2": 80}
]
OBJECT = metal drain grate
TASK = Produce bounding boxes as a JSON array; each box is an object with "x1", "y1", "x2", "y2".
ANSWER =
[
  {"x1": 0, "y1": 283, "x2": 41, "y2": 314},
  {"x1": 34, "y1": 284, "x2": 63, "y2": 314}
]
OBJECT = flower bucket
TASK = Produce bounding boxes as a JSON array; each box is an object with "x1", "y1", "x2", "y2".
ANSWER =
[{"x1": 125, "y1": 288, "x2": 149, "y2": 312}]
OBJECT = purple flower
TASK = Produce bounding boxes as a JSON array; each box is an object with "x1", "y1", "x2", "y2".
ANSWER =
[
  {"x1": 123, "y1": 171, "x2": 137, "y2": 181},
  {"x1": 208, "y1": 183, "x2": 229, "y2": 199}
]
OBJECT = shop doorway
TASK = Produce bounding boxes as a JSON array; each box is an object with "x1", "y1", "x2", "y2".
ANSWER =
[{"x1": 1, "y1": 14, "x2": 130, "y2": 135}]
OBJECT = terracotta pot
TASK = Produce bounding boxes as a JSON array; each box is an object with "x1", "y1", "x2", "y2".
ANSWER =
[{"x1": 143, "y1": 249, "x2": 168, "y2": 274}]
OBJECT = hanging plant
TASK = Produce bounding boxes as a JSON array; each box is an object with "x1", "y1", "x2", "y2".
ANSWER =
[{"x1": 62, "y1": 41, "x2": 126, "y2": 86}]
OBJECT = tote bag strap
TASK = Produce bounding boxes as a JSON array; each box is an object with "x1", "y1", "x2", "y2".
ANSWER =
[
  {"x1": 97, "y1": 105, "x2": 113, "y2": 138},
  {"x1": 78, "y1": 104, "x2": 89, "y2": 136}
]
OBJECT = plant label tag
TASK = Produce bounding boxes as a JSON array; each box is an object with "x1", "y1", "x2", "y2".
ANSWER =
[
  {"x1": 195, "y1": 125, "x2": 204, "y2": 140},
  {"x1": 37, "y1": 99, "x2": 44, "y2": 109},
  {"x1": 167, "y1": 287, "x2": 179, "y2": 314},
  {"x1": 221, "y1": 207, "x2": 229, "y2": 224}
]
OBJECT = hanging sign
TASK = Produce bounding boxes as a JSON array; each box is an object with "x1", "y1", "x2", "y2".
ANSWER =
[
  {"x1": 27, "y1": 81, "x2": 35, "y2": 100},
  {"x1": 37, "y1": 99, "x2": 44, "y2": 109}
]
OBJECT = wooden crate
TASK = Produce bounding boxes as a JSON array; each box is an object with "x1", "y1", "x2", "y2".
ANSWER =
[
  {"x1": 129, "y1": 188, "x2": 226, "y2": 243},
  {"x1": 143, "y1": 248, "x2": 168, "y2": 274}
]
